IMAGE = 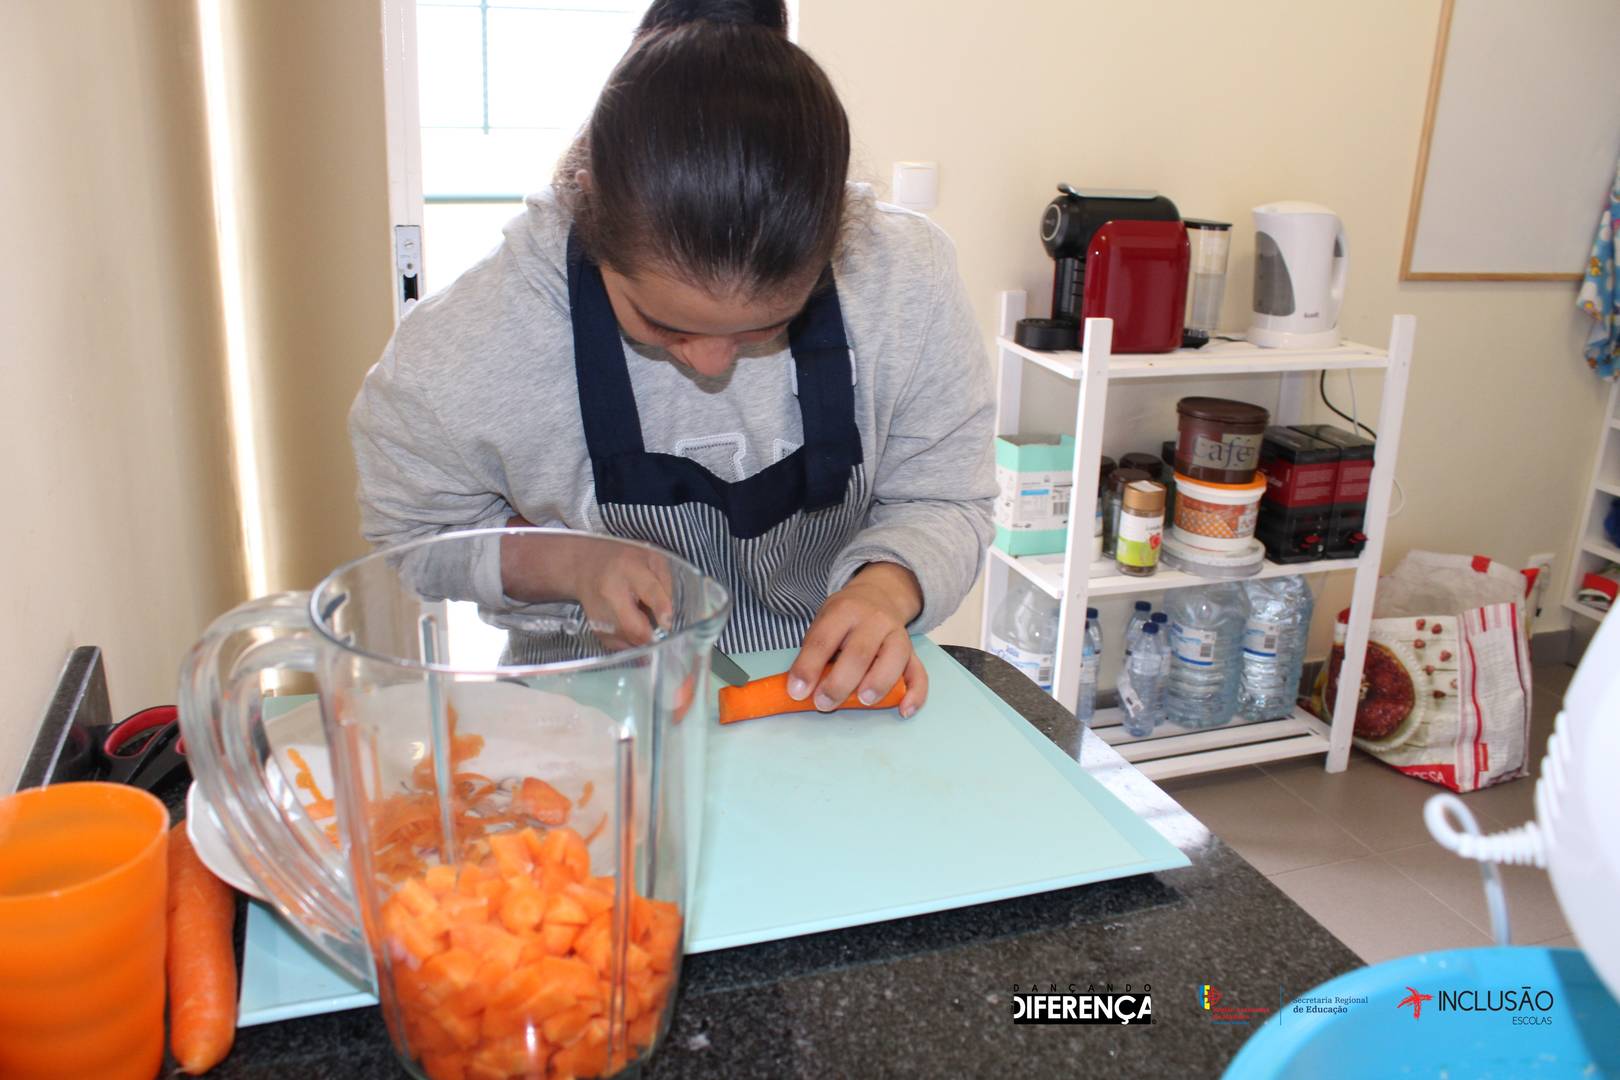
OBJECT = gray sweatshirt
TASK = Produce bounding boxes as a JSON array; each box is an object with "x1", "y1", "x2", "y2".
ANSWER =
[{"x1": 349, "y1": 185, "x2": 995, "y2": 635}]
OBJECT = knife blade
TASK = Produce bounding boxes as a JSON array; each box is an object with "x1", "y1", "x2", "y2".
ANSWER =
[{"x1": 709, "y1": 647, "x2": 750, "y2": 688}]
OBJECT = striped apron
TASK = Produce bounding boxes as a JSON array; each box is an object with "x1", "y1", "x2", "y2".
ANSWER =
[{"x1": 566, "y1": 233, "x2": 869, "y2": 653}]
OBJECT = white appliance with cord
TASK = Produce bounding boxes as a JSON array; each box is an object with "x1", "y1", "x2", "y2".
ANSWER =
[
  {"x1": 1425, "y1": 608, "x2": 1620, "y2": 1000},
  {"x1": 1248, "y1": 202, "x2": 1349, "y2": 348}
]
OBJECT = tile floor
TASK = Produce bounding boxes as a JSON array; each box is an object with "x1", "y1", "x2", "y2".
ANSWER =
[{"x1": 1160, "y1": 659, "x2": 1576, "y2": 965}]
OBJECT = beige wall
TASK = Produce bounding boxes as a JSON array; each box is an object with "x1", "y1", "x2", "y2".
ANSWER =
[
  {"x1": 1, "y1": 2, "x2": 244, "y2": 787},
  {"x1": 221, "y1": 0, "x2": 397, "y2": 592},
  {"x1": 802, "y1": 0, "x2": 1609, "y2": 649}
]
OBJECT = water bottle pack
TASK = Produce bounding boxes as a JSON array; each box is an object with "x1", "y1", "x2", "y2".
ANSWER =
[
  {"x1": 1239, "y1": 576, "x2": 1314, "y2": 721},
  {"x1": 989, "y1": 577, "x2": 1059, "y2": 693},
  {"x1": 1164, "y1": 583, "x2": 1248, "y2": 729}
]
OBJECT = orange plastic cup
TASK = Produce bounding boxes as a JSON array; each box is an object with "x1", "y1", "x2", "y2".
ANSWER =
[{"x1": 0, "y1": 782, "x2": 169, "y2": 1080}]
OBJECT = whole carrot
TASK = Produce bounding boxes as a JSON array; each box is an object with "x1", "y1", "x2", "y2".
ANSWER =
[
  {"x1": 167, "y1": 823, "x2": 238, "y2": 1074},
  {"x1": 718, "y1": 674, "x2": 907, "y2": 724}
]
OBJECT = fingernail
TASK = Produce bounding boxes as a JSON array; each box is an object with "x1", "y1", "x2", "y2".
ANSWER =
[
  {"x1": 900, "y1": 704, "x2": 917, "y2": 719},
  {"x1": 814, "y1": 692, "x2": 836, "y2": 712},
  {"x1": 859, "y1": 689, "x2": 878, "y2": 706},
  {"x1": 787, "y1": 677, "x2": 810, "y2": 700}
]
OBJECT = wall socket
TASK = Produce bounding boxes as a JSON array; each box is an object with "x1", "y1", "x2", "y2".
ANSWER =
[{"x1": 1526, "y1": 552, "x2": 1556, "y2": 623}]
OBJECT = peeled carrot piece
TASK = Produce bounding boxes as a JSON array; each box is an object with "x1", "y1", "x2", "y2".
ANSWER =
[
  {"x1": 514, "y1": 777, "x2": 573, "y2": 826},
  {"x1": 718, "y1": 673, "x2": 907, "y2": 724}
]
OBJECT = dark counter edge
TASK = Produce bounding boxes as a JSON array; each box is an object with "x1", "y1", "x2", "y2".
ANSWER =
[{"x1": 23, "y1": 644, "x2": 1364, "y2": 1079}]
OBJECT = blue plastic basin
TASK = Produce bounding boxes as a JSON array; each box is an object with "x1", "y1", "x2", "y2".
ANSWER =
[{"x1": 1223, "y1": 947, "x2": 1620, "y2": 1079}]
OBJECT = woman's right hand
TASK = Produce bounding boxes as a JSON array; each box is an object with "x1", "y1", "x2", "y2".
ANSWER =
[{"x1": 500, "y1": 516, "x2": 673, "y2": 649}]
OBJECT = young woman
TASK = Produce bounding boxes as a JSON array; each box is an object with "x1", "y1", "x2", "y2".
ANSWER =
[{"x1": 350, "y1": 0, "x2": 994, "y2": 717}]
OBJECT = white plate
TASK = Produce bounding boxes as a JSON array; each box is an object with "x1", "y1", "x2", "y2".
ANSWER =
[
  {"x1": 187, "y1": 681, "x2": 627, "y2": 904},
  {"x1": 187, "y1": 780, "x2": 266, "y2": 899}
]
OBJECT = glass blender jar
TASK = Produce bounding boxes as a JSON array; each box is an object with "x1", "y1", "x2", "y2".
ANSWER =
[{"x1": 180, "y1": 529, "x2": 729, "y2": 1080}]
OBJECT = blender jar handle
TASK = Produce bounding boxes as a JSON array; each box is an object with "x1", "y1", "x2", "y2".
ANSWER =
[
  {"x1": 1328, "y1": 219, "x2": 1350, "y2": 328},
  {"x1": 178, "y1": 592, "x2": 371, "y2": 985}
]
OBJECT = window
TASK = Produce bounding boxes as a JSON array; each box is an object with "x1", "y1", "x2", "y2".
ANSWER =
[{"x1": 415, "y1": 1, "x2": 650, "y2": 291}]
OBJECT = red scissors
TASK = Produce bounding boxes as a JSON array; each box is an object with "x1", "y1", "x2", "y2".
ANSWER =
[{"x1": 100, "y1": 705, "x2": 189, "y2": 791}]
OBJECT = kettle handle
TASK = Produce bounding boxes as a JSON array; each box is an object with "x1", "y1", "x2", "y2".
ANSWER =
[
  {"x1": 178, "y1": 593, "x2": 372, "y2": 985},
  {"x1": 1328, "y1": 219, "x2": 1350, "y2": 328}
]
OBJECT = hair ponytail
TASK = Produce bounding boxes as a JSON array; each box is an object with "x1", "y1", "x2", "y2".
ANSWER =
[
  {"x1": 637, "y1": 0, "x2": 788, "y2": 34},
  {"x1": 557, "y1": 0, "x2": 849, "y2": 299}
]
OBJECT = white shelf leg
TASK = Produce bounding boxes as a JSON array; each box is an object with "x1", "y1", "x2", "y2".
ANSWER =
[
  {"x1": 1051, "y1": 317, "x2": 1113, "y2": 710},
  {"x1": 1326, "y1": 315, "x2": 1415, "y2": 772},
  {"x1": 982, "y1": 291, "x2": 1031, "y2": 656}
]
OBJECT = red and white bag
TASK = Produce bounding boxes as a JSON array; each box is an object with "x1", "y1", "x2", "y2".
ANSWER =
[{"x1": 1312, "y1": 552, "x2": 1533, "y2": 792}]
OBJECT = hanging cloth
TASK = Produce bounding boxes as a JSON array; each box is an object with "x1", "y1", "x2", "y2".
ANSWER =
[{"x1": 1578, "y1": 156, "x2": 1620, "y2": 379}]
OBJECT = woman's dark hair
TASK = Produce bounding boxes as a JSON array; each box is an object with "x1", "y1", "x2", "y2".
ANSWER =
[{"x1": 556, "y1": 0, "x2": 851, "y2": 299}]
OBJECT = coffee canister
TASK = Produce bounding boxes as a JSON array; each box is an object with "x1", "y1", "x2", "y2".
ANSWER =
[{"x1": 1175, "y1": 397, "x2": 1269, "y2": 484}]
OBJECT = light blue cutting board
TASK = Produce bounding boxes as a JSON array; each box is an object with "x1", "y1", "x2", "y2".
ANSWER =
[
  {"x1": 236, "y1": 639, "x2": 1187, "y2": 1024},
  {"x1": 686, "y1": 637, "x2": 1187, "y2": 951}
]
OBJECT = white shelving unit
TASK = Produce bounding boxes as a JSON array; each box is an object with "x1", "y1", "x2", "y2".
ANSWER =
[
  {"x1": 1563, "y1": 378, "x2": 1620, "y2": 625},
  {"x1": 980, "y1": 291, "x2": 1416, "y2": 778}
]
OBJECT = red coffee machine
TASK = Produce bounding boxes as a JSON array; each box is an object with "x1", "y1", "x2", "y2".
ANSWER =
[{"x1": 1014, "y1": 185, "x2": 1190, "y2": 354}]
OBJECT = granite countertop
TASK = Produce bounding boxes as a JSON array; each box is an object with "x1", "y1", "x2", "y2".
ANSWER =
[{"x1": 194, "y1": 646, "x2": 1360, "y2": 1079}]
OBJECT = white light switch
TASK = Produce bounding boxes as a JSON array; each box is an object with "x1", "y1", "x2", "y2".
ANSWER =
[{"x1": 891, "y1": 161, "x2": 939, "y2": 211}]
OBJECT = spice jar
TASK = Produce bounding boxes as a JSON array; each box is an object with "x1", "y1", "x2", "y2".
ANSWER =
[
  {"x1": 1102, "y1": 468, "x2": 1152, "y2": 559},
  {"x1": 1115, "y1": 480, "x2": 1166, "y2": 577},
  {"x1": 1119, "y1": 451, "x2": 1162, "y2": 476},
  {"x1": 1093, "y1": 456, "x2": 1117, "y2": 560}
]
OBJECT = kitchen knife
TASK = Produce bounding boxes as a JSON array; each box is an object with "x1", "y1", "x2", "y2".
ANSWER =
[{"x1": 710, "y1": 647, "x2": 750, "y2": 688}]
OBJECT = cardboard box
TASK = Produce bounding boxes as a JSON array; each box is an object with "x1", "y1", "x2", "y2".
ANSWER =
[{"x1": 993, "y1": 435, "x2": 1076, "y2": 556}]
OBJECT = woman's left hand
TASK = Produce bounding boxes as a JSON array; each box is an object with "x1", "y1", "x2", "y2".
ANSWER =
[{"x1": 786, "y1": 562, "x2": 927, "y2": 718}]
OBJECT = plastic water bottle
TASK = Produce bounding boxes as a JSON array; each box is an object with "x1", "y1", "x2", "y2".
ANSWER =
[
  {"x1": 1123, "y1": 601, "x2": 1152, "y2": 657},
  {"x1": 989, "y1": 577, "x2": 1059, "y2": 693},
  {"x1": 1078, "y1": 607, "x2": 1102, "y2": 725},
  {"x1": 1164, "y1": 583, "x2": 1249, "y2": 729},
  {"x1": 1121, "y1": 622, "x2": 1168, "y2": 737},
  {"x1": 1119, "y1": 611, "x2": 1166, "y2": 713},
  {"x1": 1239, "y1": 576, "x2": 1316, "y2": 721}
]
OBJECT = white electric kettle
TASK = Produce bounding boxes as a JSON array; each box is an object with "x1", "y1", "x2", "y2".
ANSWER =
[{"x1": 1248, "y1": 202, "x2": 1348, "y2": 348}]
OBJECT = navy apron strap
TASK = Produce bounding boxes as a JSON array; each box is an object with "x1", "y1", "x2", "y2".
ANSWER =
[
  {"x1": 567, "y1": 232, "x2": 646, "y2": 459},
  {"x1": 789, "y1": 275, "x2": 859, "y2": 511}
]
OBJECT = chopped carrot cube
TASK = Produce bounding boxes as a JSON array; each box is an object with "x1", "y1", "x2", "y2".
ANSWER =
[
  {"x1": 541, "y1": 921, "x2": 580, "y2": 957},
  {"x1": 422, "y1": 946, "x2": 480, "y2": 993},
  {"x1": 498, "y1": 886, "x2": 545, "y2": 935},
  {"x1": 563, "y1": 882, "x2": 613, "y2": 920},
  {"x1": 544, "y1": 891, "x2": 590, "y2": 927},
  {"x1": 629, "y1": 1009, "x2": 659, "y2": 1050},
  {"x1": 489, "y1": 831, "x2": 533, "y2": 877},
  {"x1": 549, "y1": 1036, "x2": 608, "y2": 1079},
  {"x1": 535, "y1": 956, "x2": 599, "y2": 1001},
  {"x1": 540, "y1": 1003, "x2": 594, "y2": 1048},
  {"x1": 423, "y1": 864, "x2": 459, "y2": 896},
  {"x1": 397, "y1": 877, "x2": 441, "y2": 918},
  {"x1": 420, "y1": 1049, "x2": 470, "y2": 1080},
  {"x1": 536, "y1": 828, "x2": 591, "y2": 882},
  {"x1": 439, "y1": 1007, "x2": 482, "y2": 1051},
  {"x1": 440, "y1": 894, "x2": 491, "y2": 923}
]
